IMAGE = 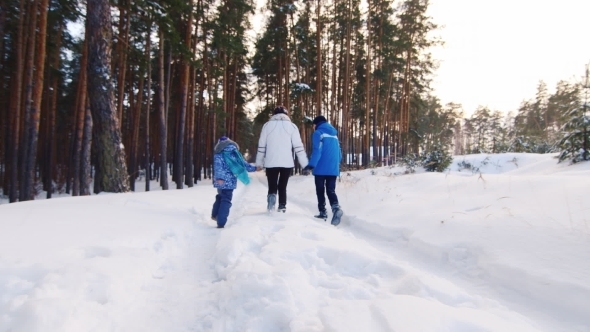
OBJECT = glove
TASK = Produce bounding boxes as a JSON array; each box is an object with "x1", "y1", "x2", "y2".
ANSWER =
[{"x1": 302, "y1": 165, "x2": 313, "y2": 175}]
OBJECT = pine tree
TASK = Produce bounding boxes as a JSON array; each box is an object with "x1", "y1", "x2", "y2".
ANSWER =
[
  {"x1": 557, "y1": 67, "x2": 588, "y2": 163},
  {"x1": 86, "y1": 0, "x2": 130, "y2": 192}
]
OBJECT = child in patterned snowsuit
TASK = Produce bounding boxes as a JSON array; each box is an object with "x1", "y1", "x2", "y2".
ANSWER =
[{"x1": 212, "y1": 136, "x2": 257, "y2": 228}]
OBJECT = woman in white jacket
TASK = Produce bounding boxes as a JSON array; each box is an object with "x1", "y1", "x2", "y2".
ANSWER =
[{"x1": 256, "y1": 106, "x2": 309, "y2": 212}]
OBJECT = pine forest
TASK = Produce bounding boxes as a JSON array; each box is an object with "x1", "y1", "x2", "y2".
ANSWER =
[{"x1": 0, "y1": 0, "x2": 588, "y2": 203}]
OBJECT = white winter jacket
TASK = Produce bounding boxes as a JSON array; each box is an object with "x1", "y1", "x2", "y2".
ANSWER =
[{"x1": 256, "y1": 114, "x2": 309, "y2": 168}]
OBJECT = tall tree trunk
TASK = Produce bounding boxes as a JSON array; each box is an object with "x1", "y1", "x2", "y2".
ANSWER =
[
  {"x1": 230, "y1": 58, "x2": 237, "y2": 139},
  {"x1": 206, "y1": 38, "x2": 215, "y2": 178},
  {"x1": 185, "y1": 65, "x2": 195, "y2": 187},
  {"x1": 196, "y1": 35, "x2": 206, "y2": 182},
  {"x1": 174, "y1": 12, "x2": 192, "y2": 189},
  {"x1": 157, "y1": 29, "x2": 168, "y2": 190},
  {"x1": 315, "y1": 0, "x2": 322, "y2": 114},
  {"x1": 8, "y1": 0, "x2": 26, "y2": 202},
  {"x1": 0, "y1": 0, "x2": 5, "y2": 192},
  {"x1": 86, "y1": 0, "x2": 129, "y2": 193},
  {"x1": 399, "y1": 47, "x2": 412, "y2": 155},
  {"x1": 80, "y1": 97, "x2": 93, "y2": 195},
  {"x1": 382, "y1": 70, "x2": 395, "y2": 162},
  {"x1": 44, "y1": 23, "x2": 63, "y2": 198},
  {"x1": 364, "y1": 0, "x2": 371, "y2": 167},
  {"x1": 284, "y1": 38, "x2": 290, "y2": 112},
  {"x1": 26, "y1": 0, "x2": 49, "y2": 200},
  {"x1": 222, "y1": 51, "x2": 229, "y2": 133},
  {"x1": 115, "y1": 9, "x2": 130, "y2": 126},
  {"x1": 276, "y1": 50, "x2": 282, "y2": 107},
  {"x1": 145, "y1": 23, "x2": 152, "y2": 191},
  {"x1": 123, "y1": 66, "x2": 135, "y2": 153},
  {"x1": 341, "y1": 0, "x2": 352, "y2": 166},
  {"x1": 194, "y1": 82, "x2": 202, "y2": 181},
  {"x1": 71, "y1": 80, "x2": 86, "y2": 196},
  {"x1": 129, "y1": 68, "x2": 144, "y2": 191},
  {"x1": 372, "y1": 9, "x2": 384, "y2": 164},
  {"x1": 19, "y1": 0, "x2": 41, "y2": 201},
  {"x1": 330, "y1": 18, "x2": 337, "y2": 123},
  {"x1": 72, "y1": 39, "x2": 88, "y2": 196},
  {"x1": 191, "y1": 0, "x2": 202, "y2": 183},
  {"x1": 0, "y1": 0, "x2": 5, "y2": 62}
]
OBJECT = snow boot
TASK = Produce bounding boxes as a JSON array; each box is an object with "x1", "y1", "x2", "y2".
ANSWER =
[
  {"x1": 331, "y1": 204, "x2": 343, "y2": 226},
  {"x1": 267, "y1": 194, "x2": 276, "y2": 212},
  {"x1": 314, "y1": 209, "x2": 328, "y2": 220},
  {"x1": 277, "y1": 204, "x2": 286, "y2": 213}
]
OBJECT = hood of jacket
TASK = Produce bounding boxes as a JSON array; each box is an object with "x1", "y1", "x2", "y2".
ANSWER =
[
  {"x1": 214, "y1": 139, "x2": 239, "y2": 154},
  {"x1": 315, "y1": 122, "x2": 337, "y2": 136},
  {"x1": 269, "y1": 113, "x2": 291, "y2": 122}
]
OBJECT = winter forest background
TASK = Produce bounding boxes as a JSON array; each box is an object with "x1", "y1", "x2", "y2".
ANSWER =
[{"x1": 0, "y1": 0, "x2": 589, "y2": 203}]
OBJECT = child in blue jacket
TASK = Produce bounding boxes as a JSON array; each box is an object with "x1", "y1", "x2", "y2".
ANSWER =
[{"x1": 212, "y1": 136, "x2": 257, "y2": 228}]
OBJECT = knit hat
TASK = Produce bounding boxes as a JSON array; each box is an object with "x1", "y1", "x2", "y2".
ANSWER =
[
  {"x1": 219, "y1": 136, "x2": 228, "y2": 142},
  {"x1": 273, "y1": 106, "x2": 288, "y2": 115},
  {"x1": 312, "y1": 116, "x2": 327, "y2": 126}
]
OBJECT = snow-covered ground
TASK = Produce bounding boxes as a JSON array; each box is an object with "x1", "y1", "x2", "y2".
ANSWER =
[{"x1": 1, "y1": 153, "x2": 589, "y2": 331}]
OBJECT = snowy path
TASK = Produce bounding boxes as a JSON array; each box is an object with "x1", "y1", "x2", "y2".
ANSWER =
[
  {"x1": 2, "y1": 154, "x2": 589, "y2": 331},
  {"x1": 194, "y1": 172, "x2": 544, "y2": 331}
]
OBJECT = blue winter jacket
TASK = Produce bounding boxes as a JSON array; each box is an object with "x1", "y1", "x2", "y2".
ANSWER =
[
  {"x1": 213, "y1": 140, "x2": 256, "y2": 190},
  {"x1": 307, "y1": 122, "x2": 342, "y2": 176}
]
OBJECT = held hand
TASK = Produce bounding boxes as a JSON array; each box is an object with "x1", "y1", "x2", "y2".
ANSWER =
[
  {"x1": 302, "y1": 165, "x2": 313, "y2": 176},
  {"x1": 256, "y1": 166, "x2": 263, "y2": 171}
]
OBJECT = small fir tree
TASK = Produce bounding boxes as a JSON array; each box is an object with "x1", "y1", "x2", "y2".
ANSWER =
[{"x1": 557, "y1": 66, "x2": 589, "y2": 163}]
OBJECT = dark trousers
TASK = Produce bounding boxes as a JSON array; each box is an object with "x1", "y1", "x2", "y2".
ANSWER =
[
  {"x1": 212, "y1": 189, "x2": 233, "y2": 227},
  {"x1": 265, "y1": 167, "x2": 292, "y2": 206},
  {"x1": 314, "y1": 175, "x2": 338, "y2": 211}
]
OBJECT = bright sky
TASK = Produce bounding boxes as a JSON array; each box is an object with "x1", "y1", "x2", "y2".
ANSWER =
[
  {"x1": 428, "y1": 0, "x2": 590, "y2": 115},
  {"x1": 1, "y1": 153, "x2": 590, "y2": 331}
]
